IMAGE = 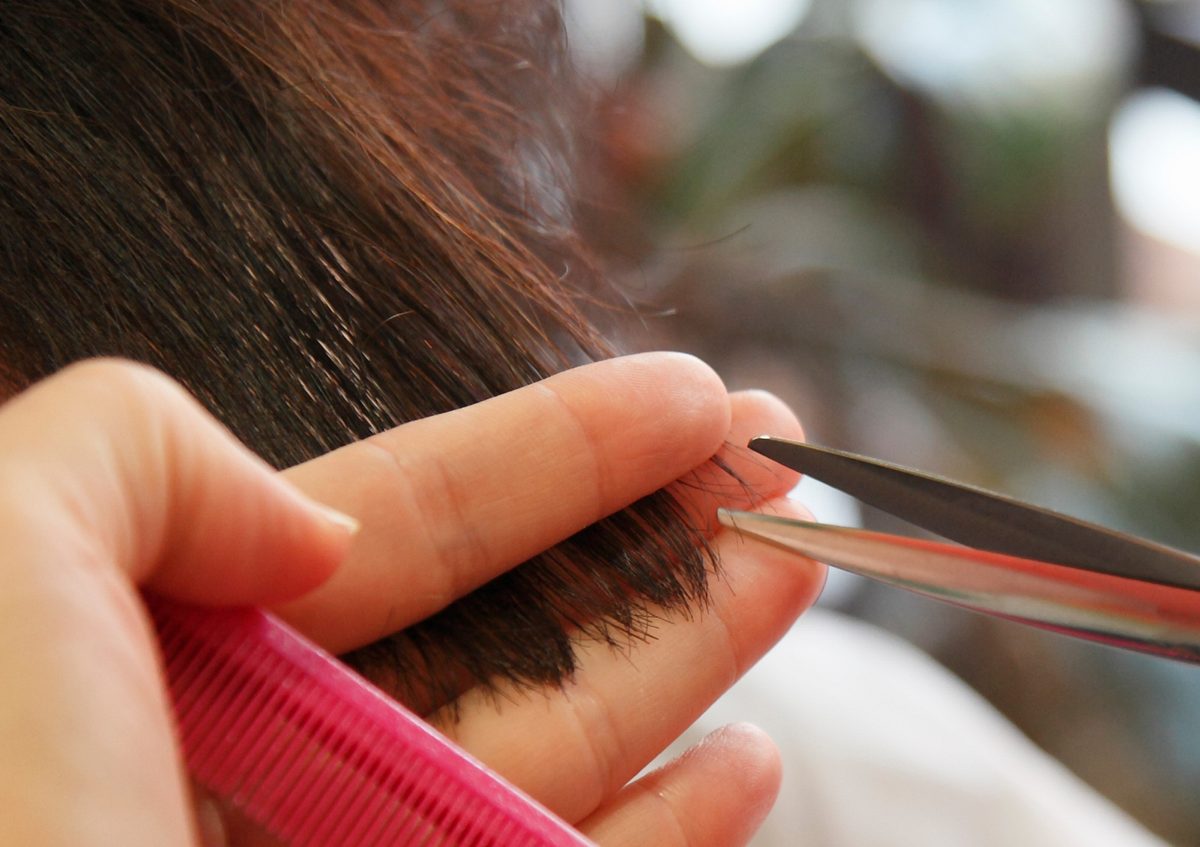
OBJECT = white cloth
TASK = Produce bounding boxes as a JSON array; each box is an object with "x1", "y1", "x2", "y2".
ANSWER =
[{"x1": 661, "y1": 609, "x2": 1166, "y2": 846}]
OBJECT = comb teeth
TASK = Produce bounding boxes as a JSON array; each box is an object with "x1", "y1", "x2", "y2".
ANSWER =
[{"x1": 146, "y1": 596, "x2": 591, "y2": 847}]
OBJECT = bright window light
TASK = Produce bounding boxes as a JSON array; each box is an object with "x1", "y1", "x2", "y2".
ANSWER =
[
  {"x1": 645, "y1": 0, "x2": 812, "y2": 67},
  {"x1": 854, "y1": 0, "x2": 1133, "y2": 110},
  {"x1": 1110, "y1": 88, "x2": 1200, "y2": 253},
  {"x1": 564, "y1": 0, "x2": 645, "y2": 79}
]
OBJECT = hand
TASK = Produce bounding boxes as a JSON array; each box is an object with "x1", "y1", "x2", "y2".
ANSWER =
[
  {"x1": 0, "y1": 360, "x2": 357, "y2": 846},
  {"x1": 0, "y1": 353, "x2": 823, "y2": 847},
  {"x1": 276, "y1": 351, "x2": 824, "y2": 845}
]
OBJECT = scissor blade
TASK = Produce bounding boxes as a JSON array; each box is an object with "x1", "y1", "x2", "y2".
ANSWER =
[
  {"x1": 749, "y1": 437, "x2": 1200, "y2": 592},
  {"x1": 719, "y1": 509, "x2": 1200, "y2": 663}
]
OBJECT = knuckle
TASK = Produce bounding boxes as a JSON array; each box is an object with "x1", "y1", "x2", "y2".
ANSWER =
[
  {"x1": 562, "y1": 680, "x2": 626, "y2": 817},
  {"x1": 534, "y1": 381, "x2": 607, "y2": 519},
  {"x1": 357, "y1": 434, "x2": 488, "y2": 608}
]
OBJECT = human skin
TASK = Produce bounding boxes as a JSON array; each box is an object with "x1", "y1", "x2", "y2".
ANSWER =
[{"x1": 0, "y1": 352, "x2": 824, "y2": 846}]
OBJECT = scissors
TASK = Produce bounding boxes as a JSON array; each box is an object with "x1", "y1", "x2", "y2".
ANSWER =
[{"x1": 719, "y1": 436, "x2": 1200, "y2": 663}]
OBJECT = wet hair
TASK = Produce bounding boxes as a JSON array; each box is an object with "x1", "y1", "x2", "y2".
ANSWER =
[{"x1": 0, "y1": 1, "x2": 713, "y2": 710}]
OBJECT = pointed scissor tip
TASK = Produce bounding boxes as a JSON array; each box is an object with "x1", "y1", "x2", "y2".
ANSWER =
[
  {"x1": 717, "y1": 508, "x2": 812, "y2": 538},
  {"x1": 718, "y1": 508, "x2": 779, "y2": 546},
  {"x1": 747, "y1": 435, "x2": 807, "y2": 463},
  {"x1": 717, "y1": 508, "x2": 787, "y2": 541}
]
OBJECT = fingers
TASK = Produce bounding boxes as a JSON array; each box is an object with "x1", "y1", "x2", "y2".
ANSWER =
[
  {"x1": 0, "y1": 360, "x2": 356, "y2": 847},
  {"x1": 670, "y1": 389, "x2": 804, "y2": 533},
  {"x1": 433, "y1": 496, "x2": 824, "y2": 823},
  {"x1": 578, "y1": 724, "x2": 782, "y2": 847},
  {"x1": 277, "y1": 353, "x2": 731, "y2": 651}
]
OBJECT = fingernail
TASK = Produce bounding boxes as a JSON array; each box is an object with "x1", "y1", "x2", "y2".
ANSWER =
[{"x1": 311, "y1": 502, "x2": 361, "y2": 537}]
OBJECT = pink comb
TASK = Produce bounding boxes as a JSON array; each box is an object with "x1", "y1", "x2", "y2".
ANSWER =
[{"x1": 146, "y1": 595, "x2": 593, "y2": 846}]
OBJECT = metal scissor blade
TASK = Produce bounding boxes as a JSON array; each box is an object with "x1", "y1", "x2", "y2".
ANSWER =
[
  {"x1": 749, "y1": 437, "x2": 1200, "y2": 592},
  {"x1": 718, "y1": 510, "x2": 1200, "y2": 663}
]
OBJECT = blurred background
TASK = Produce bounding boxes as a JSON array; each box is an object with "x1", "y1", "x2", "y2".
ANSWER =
[{"x1": 565, "y1": 0, "x2": 1200, "y2": 843}]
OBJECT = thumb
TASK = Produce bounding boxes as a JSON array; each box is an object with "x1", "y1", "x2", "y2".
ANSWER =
[
  {"x1": 0, "y1": 359, "x2": 356, "y2": 847},
  {"x1": 0, "y1": 358, "x2": 356, "y2": 605}
]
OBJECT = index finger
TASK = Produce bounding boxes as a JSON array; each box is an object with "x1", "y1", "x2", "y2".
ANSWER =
[{"x1": 277, "y1": 353, "x2": 731, "y2": 651}]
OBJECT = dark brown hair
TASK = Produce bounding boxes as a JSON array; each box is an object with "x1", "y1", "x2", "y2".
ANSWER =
[{"x1": 0, "y1": 1, "x2": 713, "y2": 709}]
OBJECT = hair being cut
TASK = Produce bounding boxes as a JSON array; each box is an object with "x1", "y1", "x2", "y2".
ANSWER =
[{"x1": 0, "y1": 1, "x2": 714, "y2": 709}]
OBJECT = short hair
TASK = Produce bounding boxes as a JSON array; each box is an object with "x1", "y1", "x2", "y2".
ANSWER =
[{"x1": 1, "y1": 0, "x2": 714, "y2": 710}]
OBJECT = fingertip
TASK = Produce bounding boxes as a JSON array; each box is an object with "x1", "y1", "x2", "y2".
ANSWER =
[
  {"x1": 676, "y1": 390, "x2": 805, "y2": 524},
  {"x1": 263, "y1": 492, "x2": 361, "y2": 603},
  {"x1": 0, "y1": 358, "x2": 358, "y2": 626},
  {"x1": 152, "y1": 481, "x2": 360, "y2": 607},
  {"x1": 622, "y1": 352, "x2": 731, "y2": 453},
  {"x1": 691, "y1": 723, "x2": 782, "y2": 839},
  {"x1": 114, "y1": 374, "x2": 361, "y2": 606},
  {"x1": 561, "y1": 353, "x2": 730, "y2": 493},
  {"x1": 728, "y1": 391, "x2": 805, "y2": 489},
  {"x1": 697, "y1": 723, "x2": 782, "y2": 793},
  {"x1": 729, "y1": 389, "x2": 803, "y2": 445},
  {"x1": 577, "y1": 721, "x2": 784, "y2": 847},
  {"x1": 631, "y1": 351, "x2": 725, "y2": 389}
]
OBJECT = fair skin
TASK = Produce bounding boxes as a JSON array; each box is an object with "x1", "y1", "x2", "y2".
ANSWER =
[{"x1": 0, "y1": 352, "x2": 823, "y2": 846}]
